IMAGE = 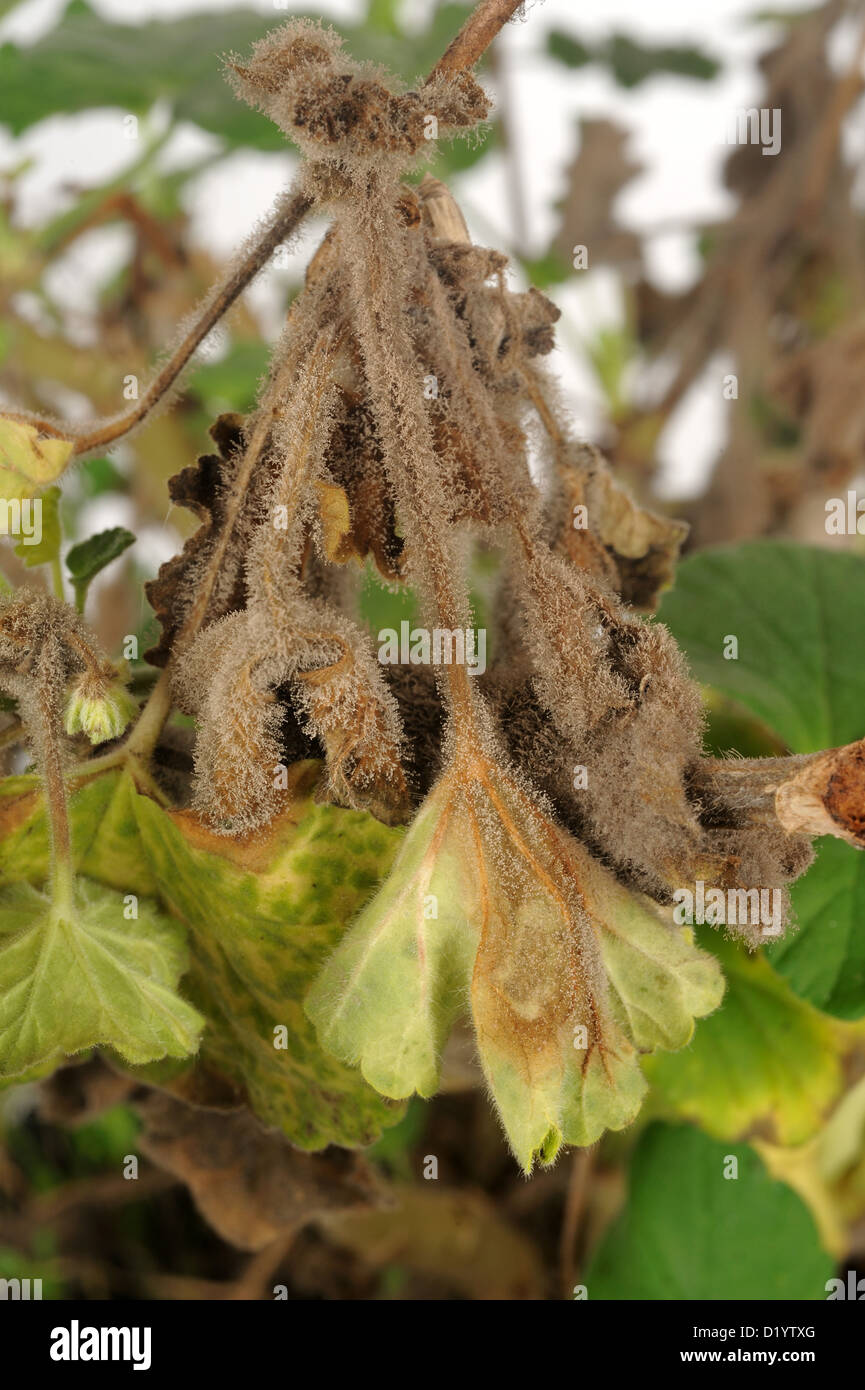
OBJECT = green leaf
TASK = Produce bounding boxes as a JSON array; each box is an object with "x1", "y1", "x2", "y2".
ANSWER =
[
  {"x1": 133, "y1": 767, "x2": 407, "y2": 1150},
  {"x1": 0, "y1": 1, "x2": 483, "y2": 156},
  {"x1": 546, "y1": 31, "x2": 592, "y2": 69},
  {"x1": 602, "y1": 34, "x2": 720, "y2": 88},
  {"x1": 0, "y1": 3, "x2": 284, "y2": 148},
  {"x1": 644, "y1": 929, "x2": 844, "y2": 1144},
  {"x1": 659, "y1": 542, "x2": 865, "y2": 1020},
  {"x1": 658, "y1": 542, "x2": 865, "y2": 752},
  {"x1": 0, "y1": 877, "x2": 204, "y2": 1079},
  {"x1": 306, "y1": 787, "x2": 478, "y2": 1102},
  {"x1": 365, "y1": 0, "x2": 401, "y2": 37},
  {"x1": 65, "y1": 526, "x2": 135, "y2": 608},
  {"x1": 585, "y1": 1123, "x2": 834, "y2": 1299},
  {"x1": 12, "y1": 485, "x2": 61, "y2": 569},
  {"x1": 769, "y1": 838, "x2": 865, "y2": 1019},
  {"x1": 0, "y1": 769, "x2": 157, "y2": 897},
  {"x1": 0, "y1": 418, "x2": 72, "y2": 505},
  {"x1": 546, "y1": 30, "x2": 719, "y2": 86}
]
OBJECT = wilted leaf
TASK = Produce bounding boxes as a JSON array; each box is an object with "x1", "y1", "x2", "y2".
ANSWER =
[
  {"x1": 0, "y1": 418, "x2": 72, "y2": 506},
  {"x1": 144, "y1": 414, "x2": 254, "y2": 667},
  {"x1": 137, "y1": 1091, "x2": 385, "y2": 1251},
  {"x1": 585, "y1": 1123, "x2": 833, "y2": 1299},
  {"x1": 307, "y1": 761, "x2": 724, "y2": 1172},
  {"x1": 133, "y1": 765, "x2": 407, "y2": 1150},
  {"x1": 660, "y1": 542, "x2": 865, "y2": 1018},
  {"x1": 644, "y1": 928, "x2": 844, "y2": 1144},
  {"x1": 559, "y1": 445, "x2": 688, "y2": 609},
  {"x1": 321, "y1": 1184, "x2": 546, "y2": 1300},
  {"x1": 0, "y1": 877, "x2": 204, "y2": 1079}
]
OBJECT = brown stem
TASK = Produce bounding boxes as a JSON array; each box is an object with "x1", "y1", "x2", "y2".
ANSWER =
[
  {"x1": 689, "y1": 740, "x2": 865, "y2": 848},
  {"x1": 559, "y1": 1147, "x2": 593, "y2": 1299},
  {"x1": 426, "y1": 0, "x2": 526, "y2": 82},
  {"x1": 796, "y1": 14, "x2": 865, "y2": 224},
  {"x1": 7, "y1": 188, "x2": 313, "y2": 458},
  {"x1": 35, "y1": 642, "x2": 74, "y2": 912}
]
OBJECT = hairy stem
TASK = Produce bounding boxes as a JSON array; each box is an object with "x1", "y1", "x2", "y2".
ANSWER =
[
  {"x1": 689, "y1": 741, "x2": 865, "y2": 848},
  {"x1": 124, "y1": 669, "x2": 173, "y2": 760},
  {"x1": 8, "y1": 188, "x2": 313, "y2": 459},
  {"x1": 426, "y1": 0, "x2": 526, "y2": 82},
  {"x1": 36, "y1": 644, "x2": 74, "y2": 915}
]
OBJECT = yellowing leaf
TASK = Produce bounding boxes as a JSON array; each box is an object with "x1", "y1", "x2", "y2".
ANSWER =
[
  {"x1": 0, "y1": 768, "x2": 157, "y2": 897},
  {"x1": 315, "y1": 479, "x2": 360, "y2": 564},
  {"x1": 0, "y1": 417, "x2": 73, "y2": 506},
  {"x1": 307, "y1": 757, "x2": 724, "y2": 1172},
  {"x1": 133, "y1": 764, "x2": 408, "y2": 1150},
  {"x1": 0, "y1": 877, "x2": 204, "y2": 1079},
  {"x1": 643, "y1": 928, "x2": 845, "y2": 1145}
]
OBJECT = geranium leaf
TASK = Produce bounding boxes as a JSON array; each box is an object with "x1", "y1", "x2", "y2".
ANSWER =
[
  {"x1": 65, "y1": 526, "x2": 135, "y2": 609},
  {"x1": 659, "y1": 542, "x2": 865, "y2": 1018},
  {"x1": 307, "y1": 763, "x2": 724, "y2": 1172},
  {"x1": 0, "y1": 418, "x2": 72, "y2": 506},
  {"x1": 769, "y1": 838, "x2": 865, "y2": 1020},
  {"x1": 658, "y1": 541, "x2": 865, "y2": 752},
  {"x1": 133, "y1": 764, "x2": 408, "y2": 1150},
  {"x1": 0, "y1": 877, "x2": 204, "y2": 1079},
  {"x1": 0, "y1": 769, "x2": 158, "y2": 897},
  {"x1": 644, "y1": 928, "x2": 845, "y2": 1144},
  {"x1": 585, "y1": 1123, "x2": 833, "y2": 1300}
]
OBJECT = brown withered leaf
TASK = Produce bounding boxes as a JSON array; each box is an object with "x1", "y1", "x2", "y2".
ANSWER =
[
  {"x1": 145, "y1": 413, "x2": 250, "y2": 667},
  {"x1": 137, "y1": 1091, "x2": 386, "y2": 1251},
  {"x1": 558, "y1": 443, "x2": 688, "y2": 609},
  {"x1": 319, "y1": 1185, "x2": 546, "y2": 1300},
  {"x1": 38, "y1": 1055, "x2": 135, "y2": 1127},
  {"x1": 324, "y1": 389, "x2": 404, "y2": 581}
]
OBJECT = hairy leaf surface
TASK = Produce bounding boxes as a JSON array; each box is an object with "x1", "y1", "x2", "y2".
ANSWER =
[
  {"x1": 0, "y1": 878, "x2": 203, "y2": 1078},
  {"x1": 307, "y1": 764, "x2": 724, "y2": 1171},
  {"x1": 134, "y1": 766, "x2": 407, "y2": 1150}
]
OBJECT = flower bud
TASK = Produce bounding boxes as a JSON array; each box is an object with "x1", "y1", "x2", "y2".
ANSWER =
[{"x1": 64, "y1": 676, "x2": 137, "y2": 745}]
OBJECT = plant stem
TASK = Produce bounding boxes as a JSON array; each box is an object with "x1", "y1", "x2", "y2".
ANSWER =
[
  {"x1": 426, "y1": 0, "x2": 526, "y2": 82},
  {"x1": 36, "y1": 646, "x2": 75, "y2": 916},
  {"x1": 124, "y1": 668, "x2": 172, "y2": 760},
  {"x1": 50, "y1": 556, "x2": 65, "y2": 604},
  {"x1": 60, "y1": 671, "x2": 173, "y2": 794},
  {"x1": 8, "y1": 188, "x2": 314, "y2": 460}
]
